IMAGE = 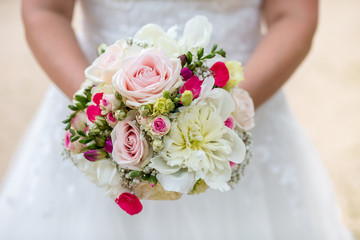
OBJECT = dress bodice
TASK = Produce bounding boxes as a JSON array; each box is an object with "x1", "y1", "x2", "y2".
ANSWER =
[{"x1": 79, "y1": 0, "x2": 263, "y2": 62}]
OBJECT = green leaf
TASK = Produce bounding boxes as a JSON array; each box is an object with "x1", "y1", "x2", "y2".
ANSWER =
[
  {"x1": 70, "y1": 135, "x2": 80, "y2": 142},
  {"x1": 216, "y1": 49, "x2": 226, "y2": 58},
  {"x1": 211, "y1": 44, "x2": 218, "y2": 52},
  {"x1": 186, "y1": 52, "x2": 192, "y2": 64},
  {"x1": 69, "y1": 112, "x2": 77, "y2": 118},
  {"x1": 141, "y1": 174, "x2": 150, "y2": 181},
  {"x1": 76, "y1": 130, "x2": 87, "y2": 137},
  {"x1": 86, "y1": 143, "x2": 99, "y2": 150},
  {"x1": 68, "y1": 105, "x2": 78, "y2": 111},
  {"x1": 197, "y1": 48, "x2": 204, "y2": 59},
  {"x1": 69, "y1": 129, "x2": 76, "y2": 135},
  {"x1": 76, "y1": 102, "x2": 85, "y2": 110},
  {"x1": 62, "y1": 118, "x2": 71, "y2": 124},
  {"x1": 65, "y1": 122, "x2": 71, "y2": 131},
  {"x1": 74, "y1": 95, "x2": 89, "y2": 104},
  {"x1": 202, "y1": 53, "x2": 216, "y2": 60},
  {"x1": 79, "y1": 138, "x2": 93, "y2": 144},
  {"x1": 129, "y1": 171, "x2": 141, "y2": 178}
]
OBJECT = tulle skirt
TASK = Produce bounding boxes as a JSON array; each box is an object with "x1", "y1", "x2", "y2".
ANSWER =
[{"x1": 0, "y1": 85, "x2": 353, "y2": 240}]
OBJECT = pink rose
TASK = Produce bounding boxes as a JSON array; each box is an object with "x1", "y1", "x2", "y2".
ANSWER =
[
  {"x1": 111, "y1": 114, "x2": 152, "y2": 170},
  {"x1": 100, "y1": 94, "x2": 121, "y2": 113},
  {"x1": 210, "y1": 61, "x2": 230, "y2": 87},
  {"x1": 71, "y1": 111, "x2": 88, "y2": 131},
  {"x1": 85, "y1": 42, "x2": 126, "y2": 83},
  {"x1": 113, "y1": 48, "x2": 182, "y2": 108},
  {"x1": 106, "y1": 112, "x2": 118, "y2": 128},
  {"x1": 64, "y1": 130, "x2": 83, "y2": 154},
  {"x1": 115, "y1": 192, "x2": 143, "y2": 215},
  {"x1": 150, "y1": 116, "x2": 171, "y2": 136},
  {"x1": 232, "y1": 88, "x2": 255, "y2": 131},
  {"x1": 224, "y1": 116, "x2": 235, "y2": 130}
]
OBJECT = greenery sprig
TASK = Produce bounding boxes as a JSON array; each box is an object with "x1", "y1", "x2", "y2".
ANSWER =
[{"x1": 185, "y1": 44, "x2": 226, "y2": 71}]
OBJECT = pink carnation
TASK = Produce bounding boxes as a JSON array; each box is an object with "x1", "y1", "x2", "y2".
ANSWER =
[
  {"x1": 179, "y1": 76, "x2": 202, "y2": 99},
  {"x1": 115, "y1": 192, "x2": 143, "y2": 215},
  {"x1": 210, "y1": 62, "x2": 230, "y2": 87}
]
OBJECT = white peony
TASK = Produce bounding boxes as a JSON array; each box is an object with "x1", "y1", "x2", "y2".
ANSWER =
[
  {"x1": 178, "y1": 15, "x2": 213, "y2": 53},
  {"x1": 150, "y1": 89, "x2": 246, "y2": 193},
  {"x1": 72, "y1": 156, "x2": 125, "y2": 199}
]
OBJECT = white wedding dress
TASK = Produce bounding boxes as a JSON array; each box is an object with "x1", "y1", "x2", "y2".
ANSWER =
[{"x1": 0, "y1": 0, "x2": 354, "y2": 239}]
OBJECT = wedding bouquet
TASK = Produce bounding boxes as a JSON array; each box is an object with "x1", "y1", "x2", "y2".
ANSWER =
[{"x1": 63, "y1": 16, "x2": 255, "y2": 215}]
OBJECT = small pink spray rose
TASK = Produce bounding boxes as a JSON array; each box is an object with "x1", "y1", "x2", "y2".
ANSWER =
[{"x1": 150, "y1": 116, "x2": 171, "y2": 136}]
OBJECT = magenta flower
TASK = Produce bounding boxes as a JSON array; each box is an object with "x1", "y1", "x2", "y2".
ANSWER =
[
  {"x1": 224, "y1": 116, "x2": 235, "y2": 129},
  {"x1": 104, "y1": 138, "x2": 113, "y2": 153},
  {"x1": 84, "y1": 149, "x2": 107, "y2": 162},
  {"x1": 179, "y1": 76, "x2": 202, "y2": 99},
  {"x1": 115, "y1": 192, "x2": 143, "y2": 215},
  {"x1": 210, "y1": 62, "x2": 230, "y2": 87},
  {"x1": 86, "y1": 92, "x2": 104, "y2": 122},
  {"x1": 180, "y1": 67, "x2": 193, "y2": 81}
]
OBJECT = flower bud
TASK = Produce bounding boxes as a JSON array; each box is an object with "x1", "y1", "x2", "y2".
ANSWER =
[
  {"x1": 152, "y1": 138, "x2": 165, "y2": 152},
  {"x1": 97, "y1": 43, "x2": 108, "y2": 56},
  {"x1": 180, "y1": 67, "x2": 193, "y2": 81},
  {"x1": 84, "y1": 149, "x2": 107, "y2": 162},
  {"x1": 178, "y1": 54, "x2": 187, "y2": 67},
  {"x1": 139, "y1": 105, "x2": 151, "y2": 117},
  {"x1": 95, "y1": 136, "x2": 106, "y2": 147},
  {"x1": 162, "y1": 91, "x2": 172, "y2": 99},
  {"x1": 180, "y1": 90, "x2": 193, "y2": 106},
  {"x1": 94, "y1": 116, "x2": 107, "y2": 128},
  {"x1": 114, "y1": 109, "x2": 127, "y2": 121},
  {"x1": 104, "y1": 137, "x2": 113, "y2": 153}
]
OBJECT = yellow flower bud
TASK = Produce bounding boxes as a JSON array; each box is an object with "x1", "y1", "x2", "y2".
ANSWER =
[
  {"x1": 180, "y1": 90, "x2": 193, "y2": 106},
  {"x1": 223, "y1": 61, "x2": 244, "y2": 91}
]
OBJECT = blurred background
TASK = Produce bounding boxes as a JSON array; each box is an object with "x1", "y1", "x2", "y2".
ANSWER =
[{"x1": 0, "y1": 0, "x2": 359, "y2": 238}]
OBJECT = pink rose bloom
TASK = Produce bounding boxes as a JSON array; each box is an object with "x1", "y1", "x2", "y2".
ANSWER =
[
  {"x1": 232, "y1": 88, "x2": 255, "y2": 131},
  {"x1": 224, "y1": 116, "x2": 235, "y2": 130},
  {"x1": 71, "y1": 111, "x2": 88, "y2": 131},
  {"x1": 115, "y1": 192, "x2": 143, "y2": 215},
  {"x1": 100, "y1": 94, "x2": 121, "y2": 113},
  {"x1": 111, "y1": 114, "x2": 152, "y2": 170},
  {"x1": 150, "y1": 116, "x2": 171, "y2": 136},
  {"x1": 210, "y1": 61, "x2": 230, "y2": 87},
  {"x1": 85, "y1": 42, "x2": 126, "y2": 83},
  {"x1": 106, "y1": 112, "x2": 118, "y2": 128},
  {"x1": 113, "y1": 48, "x2": 182, "y2": 108},
  {"x1": 179, "y1": 76, "x2": 202, "y2": 99},
  {"x1": 64, "y1": 130, "x2": 83, "y2": 154}
]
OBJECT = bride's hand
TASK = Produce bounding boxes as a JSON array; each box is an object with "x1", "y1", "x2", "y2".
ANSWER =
[
  {"x1": 22, "y1": 0, "x2": 89, "y2": 99},
  {"x1": 240, "y1": 0, "x2": 318, "y2": 108}
]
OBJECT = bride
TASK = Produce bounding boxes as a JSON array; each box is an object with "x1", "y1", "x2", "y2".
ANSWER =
[{"x1": 0, "y1": 0, "x2": 354, "y2": 239}]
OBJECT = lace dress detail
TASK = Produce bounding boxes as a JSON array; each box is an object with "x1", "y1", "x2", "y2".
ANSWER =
[{"x1": 0, "y1": 0, "x2": 354, "y2": 239}]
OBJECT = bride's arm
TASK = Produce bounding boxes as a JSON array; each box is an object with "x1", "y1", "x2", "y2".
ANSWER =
[
  {"x1": 241, "y1": 0, "x2": 318, "y2": 108},
  {"x1": 22, "y1": 0, "x2": 88, "y2": 99}
]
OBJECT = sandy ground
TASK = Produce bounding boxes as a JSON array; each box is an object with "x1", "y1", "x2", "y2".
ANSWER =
[{"x1": 0, "y1": 0, "x2": 359, "y2": 238}]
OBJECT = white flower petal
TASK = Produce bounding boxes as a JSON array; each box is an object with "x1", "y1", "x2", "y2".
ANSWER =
[
  {"x1": 226, "y1": 128, "x2": 246, "y2": 164},
  {"x1": 178, "y1": 15, "x2": 212, "y2": 52},
  {"x1": 149, "y1": 155, "x2": 181, "y2": 174},
  {"x1": 157, "y1": 170, "x2": 196, "y2": 194},
  {"x1": 205, "y1": 88, "x2": 235, "y2": 121}
]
